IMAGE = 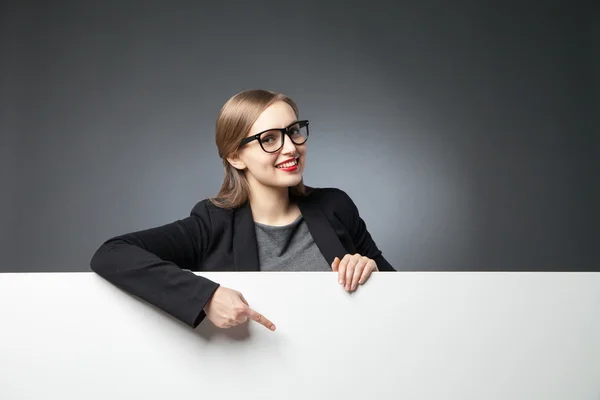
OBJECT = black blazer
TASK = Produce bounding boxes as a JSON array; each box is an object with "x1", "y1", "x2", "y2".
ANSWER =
[{"x1": 90, "y1": 187, "x2": 395, "y2": 328}]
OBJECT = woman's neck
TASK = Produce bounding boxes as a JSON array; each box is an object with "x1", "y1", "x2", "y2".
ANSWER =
[{"x1": 248, "y1": 185, "x2": 299, "y2": 226}]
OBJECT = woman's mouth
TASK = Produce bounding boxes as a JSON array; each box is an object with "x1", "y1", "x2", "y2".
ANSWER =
[{"x1": 275, "y1": 158, "x2": 299, "y2": 172}]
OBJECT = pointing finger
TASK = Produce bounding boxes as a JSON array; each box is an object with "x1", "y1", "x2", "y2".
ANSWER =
[{"x1": 246, "y1": 308, "x2": 276, "y2": 331}]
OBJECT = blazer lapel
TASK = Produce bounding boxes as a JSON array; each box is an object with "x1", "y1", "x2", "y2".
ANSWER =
[
  {"x1": 297, "y1": 196, "x2": 347, "y2": 266},
  {"x1": 232, "y1": 201, "x2": 260, "y2": 271}
]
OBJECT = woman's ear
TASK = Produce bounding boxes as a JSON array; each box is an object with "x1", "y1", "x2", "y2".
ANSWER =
[{"x1": 226, "y1": 152, "x2": 246, "y2": 171}]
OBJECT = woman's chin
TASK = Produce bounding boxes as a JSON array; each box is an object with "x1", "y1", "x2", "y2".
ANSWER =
[{"x1": 274, "y1": 174, "x2": 303, "y2": 188}]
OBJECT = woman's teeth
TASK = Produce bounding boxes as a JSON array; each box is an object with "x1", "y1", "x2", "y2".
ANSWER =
[{"x1": 276, "y1": 159, "x2": 298, "y2": 168}]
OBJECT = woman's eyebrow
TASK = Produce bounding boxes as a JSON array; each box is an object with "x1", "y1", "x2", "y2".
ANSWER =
[{"x1": 255, "y1": 120, "x2": 300, "y2": 134}]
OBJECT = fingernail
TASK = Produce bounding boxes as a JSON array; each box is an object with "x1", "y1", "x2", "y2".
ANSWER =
[
  {"x1": 339, "y1": 279, "x2": 344, "y2": 284},
  {"x1": 351, "y1": 284, "x2": 356, "y2": 290},
  {"x1": 345, "y1": 284, "x2": 350, "y2": 290}
]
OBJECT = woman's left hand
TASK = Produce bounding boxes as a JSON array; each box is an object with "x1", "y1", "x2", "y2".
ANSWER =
[{"x1": 331, "y1": 254, "x2": 379, "y2": 292}]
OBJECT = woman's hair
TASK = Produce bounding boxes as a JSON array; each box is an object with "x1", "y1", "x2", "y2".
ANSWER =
[{"x1": 209, "y1": 89, "x2": 308, "y2": 209}]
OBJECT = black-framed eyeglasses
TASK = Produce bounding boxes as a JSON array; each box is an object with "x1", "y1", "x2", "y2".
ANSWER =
[{"x1": 238, "y1": 120, "x2": 310, "y2": 153}]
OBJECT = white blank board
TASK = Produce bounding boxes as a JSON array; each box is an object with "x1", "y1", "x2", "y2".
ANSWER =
[{"x1": 1, "y1": 271, "x2": 599, "y2": 399}]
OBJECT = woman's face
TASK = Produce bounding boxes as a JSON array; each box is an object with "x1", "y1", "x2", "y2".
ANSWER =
[{"x1": 229, "y1": 101, "x2": 307, "y2": 191}]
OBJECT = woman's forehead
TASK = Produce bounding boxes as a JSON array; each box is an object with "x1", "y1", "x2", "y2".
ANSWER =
[{"x1": 250, "y1": 102, "x2": 297, "y2": 134}]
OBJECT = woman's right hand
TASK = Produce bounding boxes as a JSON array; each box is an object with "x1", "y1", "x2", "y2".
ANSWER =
[{"x1": 203, "y1": 286, "x2": 276, "y2": 331}]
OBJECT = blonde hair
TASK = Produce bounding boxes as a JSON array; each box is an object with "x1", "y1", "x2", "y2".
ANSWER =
[{"x1": 209, "y1": 89, "x2": 308, "y2": 209}]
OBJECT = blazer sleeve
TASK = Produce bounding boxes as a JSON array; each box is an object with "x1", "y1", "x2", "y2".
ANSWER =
[
  {"x1": 338, "y1": 190, "x2": 396, "y2": 271},
  {"x1": 89, "y1": 201, "x2": 220, "y2": 328}
]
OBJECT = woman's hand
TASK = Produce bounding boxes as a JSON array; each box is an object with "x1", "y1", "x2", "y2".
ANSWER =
[
  {"x1": 331, "y1": 254, "x2": 378, "y2": 292},
  {"x1": 204, "y1": 286, "x2": 276, "y2": 331}
]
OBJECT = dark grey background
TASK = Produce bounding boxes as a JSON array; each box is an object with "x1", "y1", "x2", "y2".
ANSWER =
[{"x1": 1, "y1": 0, "x2": 598, "y2": 272}]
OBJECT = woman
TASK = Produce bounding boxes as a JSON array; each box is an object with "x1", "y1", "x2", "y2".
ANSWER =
[{"x1": 90, "y1": 89, "x2": 395, "y2": 333}]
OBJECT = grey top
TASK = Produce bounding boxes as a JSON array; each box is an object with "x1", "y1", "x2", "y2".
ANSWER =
[{"x1": 254, "y1": 214, "x2": 332, "y2": 271}]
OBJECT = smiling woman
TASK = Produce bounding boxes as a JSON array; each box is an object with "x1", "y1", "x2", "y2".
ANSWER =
[
  {"x1": 90, "y1": 89, "x2": 396, "y2": 333},
  {"x1": 212, "y1": 94, "x2": 309, "y2": 212}
]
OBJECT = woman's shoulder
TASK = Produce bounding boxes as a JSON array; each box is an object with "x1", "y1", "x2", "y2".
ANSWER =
[{"x1": 189, "y1": 198, "x2": 236, "y2": 218}]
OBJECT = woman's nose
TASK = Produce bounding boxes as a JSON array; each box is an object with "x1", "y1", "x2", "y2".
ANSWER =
[{"x1": 281, "y1": 134, "x2": 297, "y2": 154}]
